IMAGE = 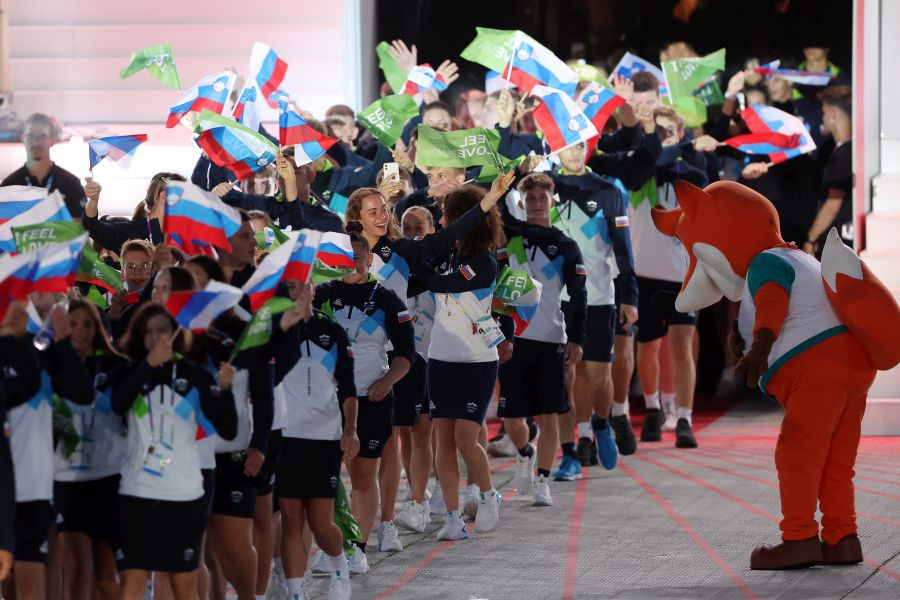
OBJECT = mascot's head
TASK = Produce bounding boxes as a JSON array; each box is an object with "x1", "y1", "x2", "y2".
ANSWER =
[{"x1": 651, "y1": 180, "x2": 785, "y2": 312}]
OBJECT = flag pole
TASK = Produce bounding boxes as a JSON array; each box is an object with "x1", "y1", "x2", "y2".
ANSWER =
[{"x1": 503, "y1": 31, "x2": 519, "y2": 90}]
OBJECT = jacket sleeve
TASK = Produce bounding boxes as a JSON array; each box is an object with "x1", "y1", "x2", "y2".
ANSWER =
[
  {"x1": 247, "y1": 360, "x2": 274, "y2": 453},
  {"x1": 391, "y1": 203, "x2": 486, "y2": 267},
  {"x1": 82, "y1": 214, "x2": 141, "y2": 255},
  {"x1": 192, "y1": 154, "x2": 235, "y2": 191},
  {"x1": 111, "y1": 360, "x2": 151, "y2": 416},
  {"x1": 0, "y1": 335, "x2": 41, "y2": 409},
  {"x1": 588, "y1": 131, "x2": 662, "y2": 191},
  {"x1": 383, "y1": 290, "x2": 416, "y2": 366},
  {"x1": 497, "y1": 126, "x2": 543, "y2": 158},
  {"x1": 197, "y1": 365, "x2": 237, "y2": 441},
  {"x1": 606, "y1": 192, "x2": 639, "y2": 307},
  {"x1": 416, "y1": 252, "x2": 497, "y2": 293},
  {"x1": 273, "y1": 325, "x2": 300, "y2": 386},
  {"x1": 597, "y1": 123, "x2": 643, "y2": 153},
  {"x1": 43, "y1": 339, "x2": 94, "y2": 406},
  {"x1": 333, "y1": 325, "x2": 357, "y2": 403},
  {"x1": 332, "y1": 142, "x2": 394, "y2": 194},
  {"x1": 561, "y1": 240, "x2": 588, "y2": 344}
]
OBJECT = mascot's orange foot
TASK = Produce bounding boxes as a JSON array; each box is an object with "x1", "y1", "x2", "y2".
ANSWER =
[
  {"x1": 750, "y1": 537, "x2": 823, "y2": 570},
  {"x1": 821, "y1": 534, "x2": 863, "y2": 565}
]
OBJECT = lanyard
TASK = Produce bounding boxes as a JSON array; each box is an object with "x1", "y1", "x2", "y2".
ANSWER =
[
  {"x1": 146, "y1": 219, "x2": 154, "y2": 245},
  {"x1": 24, "y1": 173, "x2": 54, "y2": 190}
]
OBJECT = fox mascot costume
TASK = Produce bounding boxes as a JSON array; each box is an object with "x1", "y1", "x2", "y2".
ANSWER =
[{"x1": 651, "y1": 180, "x2": 900, "y2": 570}]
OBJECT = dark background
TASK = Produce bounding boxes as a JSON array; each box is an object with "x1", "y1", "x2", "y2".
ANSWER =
[{"x1": 375, "y1": 0, "x2": 852, "y2": 100}]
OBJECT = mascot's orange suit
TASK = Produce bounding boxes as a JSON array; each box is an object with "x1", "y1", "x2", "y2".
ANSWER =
[{"x1": 652, "y1": 180, "x2": 900, "y2": 570}]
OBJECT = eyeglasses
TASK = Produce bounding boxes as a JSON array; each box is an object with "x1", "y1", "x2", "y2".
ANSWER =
[
  {"x1": 124, "y1": 262, "x2": 152, "y2": 272},
  {"x1": 25, "y1": 133, "x2": 51, "y2": 143}
]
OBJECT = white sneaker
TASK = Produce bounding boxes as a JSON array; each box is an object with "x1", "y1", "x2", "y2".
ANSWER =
[
  {"x1": 311, "y1": 549, "x2": 331, "y2": 573},
  {"x1": 487, "y1": 433, "x2": 517, "y2": 457},
  {"x1": 462, "y1": 483, "x2": 480, "y2": 518},
  {"x1": 436, "y1": 513, "x2": 468, "y2": 540},
  {"x1": 377, "y1": 521, "x2": 403, "y2": 552},
  {"x1": 395, "y1": 500, "x2": 429, "y2": 533},
  {"x1": 266, "y1": 560, "x2": 290, "y2": 599},
  {"x1": 662, "y1": 411, "x2": 678, "y2": 432},
  {"x1": 512, "y1": 446, "x2": 536, "y2": 494},
  {"x1": 531, "y1": 475, "x2": 553, "y2": 506},
  {"x1": 429, "y1": 484, "x2": 447, "y2": 515},
  {"x1": 348, "y1": 548, "x2": 369, "y2": 574},
  {"x1": 474, "y1": 489, "x2": 501, "y2": 533},
  {"x1": 327, "y1": 566, "x2": 352, "y2": 600}
]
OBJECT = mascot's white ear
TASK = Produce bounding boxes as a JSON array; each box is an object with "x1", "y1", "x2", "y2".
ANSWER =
[
  {"x1": 692, "y1": 243, "x2": 745, "y2": 301},
  {"x1": 821, "y1": 227, "x2": 862, "y2": 293}
]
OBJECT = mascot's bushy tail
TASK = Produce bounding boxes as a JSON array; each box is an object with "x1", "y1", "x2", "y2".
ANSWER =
[{"x1": 821, "y1": 228, "x2": 900, "y2": 370}]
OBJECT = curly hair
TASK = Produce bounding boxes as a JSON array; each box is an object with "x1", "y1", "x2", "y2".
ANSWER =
[{"x1": 442, "y1": 185, "x2": 501, "y2": 257}]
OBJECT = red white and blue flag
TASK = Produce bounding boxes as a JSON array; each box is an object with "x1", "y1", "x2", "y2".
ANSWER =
[
  {"x1": 166, "y1": 71, "x2": 236, "y2": 128},
  {"x1": 754, "y1": 61, "x2": 834, "y2": 87},
  {"x1": 740, "y1": 105, "x2": 817, "y2": 163},
  {"x1": 724, "y1": 131, "x2": 803, "y2": 156},
  {"x1": 0, "y1": 233, "x2": 88, "y2": 302},
  {"x1": 531, "y1": 85, "x2": 599, "y2": 155},
  {"x1": 316, "y1": 232, "x2": 355, "y2": 271},
  {"x1": 242, "y1": 229, "x2": 321, "y2": 311},
  {"x1": 403, "y1": 64, "x2": 448, "y2": 100},
  {"x1": 165, "y1": 280, "x2": 244, "y2": 331},
  {"x1": 164, "y1": 181, "x2": 243, "y2": 252},
  {"x1": 278, "y1": 100, "x2": 338, "y2": 165},
  {"x1": 231, "y1": 83, "x2": 261, "y2": 132},
  {"x1": 576, "y1": 83, "x2": 625, "y2": 133},
  {"x1": 504, "y1": 32, "x2": 578, "y2": 96},
  {"x1": 0, "y1": 187, "x2": 72, "y2": 253},
  {"x1": 485, "y1": 70, "x2": 515, "y2": 95},
  {"x1": 194, "y1": 109, "x2": 279, "y2": 180},
  {"x1": 611, "y1": 52, "x2": 668, "y2": 97},
  {"x1": 88, "y1": 134, "x2": 148, "y2": 171},
  {"x1": 249, "y1": 42, "x2": 289, "y2": 108}
]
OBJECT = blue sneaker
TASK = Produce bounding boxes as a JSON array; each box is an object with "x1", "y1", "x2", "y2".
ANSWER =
[
  {"x1": 552, "y1": 455, "x2": 583, "y2": 481},
  {"x1": 592, "y1": 415, "x2": 619, "y2": 470}
]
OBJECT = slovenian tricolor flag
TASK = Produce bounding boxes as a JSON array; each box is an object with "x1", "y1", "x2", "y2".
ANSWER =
[
  {"x1": 165, "y1": 280, "x2": 244, "y2": 331},
  {"x1": 278, "y1": 100, "x2": 338, "y2": 165},
  {"x1": 242, "y1": 230, "x2": 321, "y2": 311},
  {"x1": 249, "y1": 42, "x2": 289, "y2": 108},
  {"x1": 724, "y1": 131, "x2": 802, "y2": 156},
  {"x1": 164, "y1": 181, "x2": 243, "y2": 252},
  {"x1": 194, "y1": 109, "x2": 279, "y2": 180},
  {"x1": 531, "y1": 85, "x2": 599, "y2": 155},
  {"x1": 576, "y1": 82, "x2": 625, "y2": 133},
  {"x1": 740, "y1": 105, "x2": 817, "y2": 163},
  {"x1": 403, "y1": 64, "x2": 448, "y2": 98},
  {"x1": 0, "y1": 233, "x2": 88, "y2": 302},
  {"x1": 611, "y1": 52, "x2": 668, "y2": 97},
  {"x1": 504, "y1": 31, "x2": 578, "y2": 96},
  {"x1": 231, "y1": 83, "x2": 261, "y2": 132},
  {"x1": 317, "y1": 232, "x2": 355, "y2": 270},
  {"x1": 0, "y1": 187, "x2": 72, "y2": 253},
  {"x1": 166, "y1": 71, "x2": 236, "y2": 128},
  {"x1": 485, "y1": 70, "x2": 515, "y2": 95},
  {"x1": 754, "y1": 61, "x2": 834, "y2": 87},
  {"x1": 88, "y1": 134, "x2": 148, "y2": 171}
]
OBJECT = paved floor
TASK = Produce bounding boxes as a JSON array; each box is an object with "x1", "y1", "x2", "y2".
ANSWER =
[{"x1": 303, "y1": 395, "x2": 900, "y2": 600}]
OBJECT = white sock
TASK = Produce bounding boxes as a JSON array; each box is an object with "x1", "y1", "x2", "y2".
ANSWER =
[
  {"x1": 661, "y1": 392, "x2": 676, "y2": 412},
  {"x1": 677, "y1": 407, "x2": 692, "y2": 424},
  {"x1": 327, "y1": 552, "x2": 346, "y2": 571},
  {"x1": 286, "y1": 577, "x2": 305, "y2": 594},
  {"x1": 273, "y1": 556, "x2": 284, "y2": 573},
  {"x1": 576, "y1": 422, "x2": 592, "y2": 439},
  {"x1": 611, "y1": 401, "x2": 627, "y2": 417},
  {"x1": 644, "y1": 391, "x2": 661, "y2": 410}
]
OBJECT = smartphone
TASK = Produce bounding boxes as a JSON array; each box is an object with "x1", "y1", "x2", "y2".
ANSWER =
[{"x1": 382, "y1": 162, "x2": 400, "y2": 183}]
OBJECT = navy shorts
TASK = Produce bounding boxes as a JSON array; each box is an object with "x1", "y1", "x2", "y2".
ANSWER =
[
  {"x1": 212, "y1": 453, "x2": 259, "y2": 519},
  {"x1": 356, "y1": 393, "x2": 394, "y2": 458},
  {"x1": 428, "y1": 359, "x2": 498, "y2": 423},
  {"x1": 393, "y1": 353, "x2": 428, "y2": 427},
  {"x1": 498, "y1": 339, "x2": 568, "y2": 418},
  {"x1": 635, "y1": 276, "x2": 696, "y2": 343},
  {"x1": 276, "y1": 438, "x2": 343, "y2": 499},
  {"x1": 15, "y1": 500, "x2": 51, "y2": 563},
  {"x1": 54, "y1": 475, "x2": 120, "y2": 541},
  {"x1": 563, "y1": 303, "x2": 616, "y2": 363},
  {"x1": 117, "y1": 494, "x2": 208, "y2": 573}
]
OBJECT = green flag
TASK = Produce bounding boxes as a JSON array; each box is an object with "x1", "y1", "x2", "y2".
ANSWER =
[
  {"x1": 52, "y1": 396, "x2": 79, "y2": 459},
  {"x1": 416, "y1": 126, "x2": 502, "y2": 169},
  {"x1": 672, "y1": 95, "x2": 708, "y2": 128},
  {"x1": 119, "y1": 44, "x2": 181, "y2": 90},
  {"x1": 460, "y1": 27, "x2": 517, "y2": 74},
  {"x1": 358, "y1": 94, "x2": 420, "y2": 149},
  {"x1": 335, "y1": 480, "x2": 363, "y2": 556},
  {"x1": 255, "y1": 225, "x2": 291, "y2": 251},
  {"x1": 85, "y1": 286, "x2": 108, "y2": 310},
  {"x1": 693, "y1": 78, "x2": 725, "y2": 107},
  {"x1": 312, "y1": 260, "x2": 354, "y2": 285},
  {"x1": 231, "y1": 296, "x2": 296, "y2": 360},
  {"x1": 12, "y1": 221, "x2": 84, "y2": 253},
  {"x1": 375, "y1": 42, "x2": 408, "y2": 94},
  {"x1": 661, "y1": 48, "x2": 726, "y2": 101},
  {"x1": 474, "y1": 155, "x2": 524, "y2": 184},
  {"x1": 77, "y1": 244, "x2": 124, "y2": 293}
]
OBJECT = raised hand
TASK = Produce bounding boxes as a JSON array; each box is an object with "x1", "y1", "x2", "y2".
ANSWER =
[
  {"x1": 435, "y1": 60, "x2": 459, "y2": 86},
  {"x1": 388, "y1": 39, "x2": 417, "y2": 75}
]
